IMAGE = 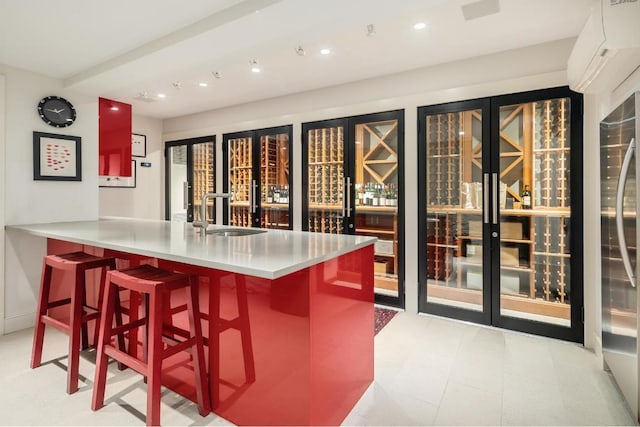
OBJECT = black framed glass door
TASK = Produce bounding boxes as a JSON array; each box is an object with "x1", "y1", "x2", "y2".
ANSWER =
[
  {"x1": 302, "y1": 110, "x2": 405, "y2": 308},
  {"x1": 418, "y1": 87, "x2": 583, "y2": 342},
  {"x1": 223, "y1": 125, "x2": 293, "y2": 229},
  {"x1": 165, "y1": 136, "x2": 216, "y2": 223}
]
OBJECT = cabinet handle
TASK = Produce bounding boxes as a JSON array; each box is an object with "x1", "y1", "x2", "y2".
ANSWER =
[
  {"x1": 616, "y1": 138, "x2": 636, "y2": 288},
  {"x1": 492, "y1": 173, "x2": 498, "y2": 225},
  {"x1": 183, "y1": 181, "x2": 189, "y2": 210},
  {"x1": 483, "y1": 173, "x2": 489, "y2": 224},
  {"x1": 346, "y1": 176, "x2": 352, "y2": 218}
]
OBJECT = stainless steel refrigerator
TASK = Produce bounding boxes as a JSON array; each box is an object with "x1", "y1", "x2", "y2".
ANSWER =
[{"x1": 601, "y1": 92, "x2": 639, "y2": 421}]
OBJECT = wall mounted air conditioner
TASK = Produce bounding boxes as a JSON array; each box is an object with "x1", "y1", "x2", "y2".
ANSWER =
[{"x1": 567, "y1": 0, "x2": 640, "y2": 94}]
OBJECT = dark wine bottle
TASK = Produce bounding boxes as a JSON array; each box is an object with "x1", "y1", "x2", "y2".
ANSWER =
[{"x1": 521, "y1": 184, "x2": 531, "y2": 209}]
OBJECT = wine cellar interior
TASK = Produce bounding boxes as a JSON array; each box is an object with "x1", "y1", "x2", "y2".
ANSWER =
[
  {"x1": 228, "y1": 131, "x2": 291, "y2": 229},
  {"x1": 425, "y1": 97, "x2": 573, "y2": 323},
  {"x1": 305, "y1": 116, "x2": 401, "y2": 298},
  {"x1": 192, "y1": 142, "x2": 215, "y2": 224}
]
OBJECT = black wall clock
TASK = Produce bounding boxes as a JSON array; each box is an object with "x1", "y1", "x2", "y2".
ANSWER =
[{"x1": 37, "y1": 96, "x2": 76, "y2": 128}]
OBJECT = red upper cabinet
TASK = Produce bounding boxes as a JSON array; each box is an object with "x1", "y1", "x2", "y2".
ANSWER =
[{"x1": 99, "y1": 97, "x2": 132, "y2": 177}]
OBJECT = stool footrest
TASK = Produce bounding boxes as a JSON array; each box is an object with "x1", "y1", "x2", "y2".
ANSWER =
[
  {"x1": 163, "y1": 337, "x2": 196, "y2": 359},
  {"x1": 104, "y1": 346, "x2": 148, "y2": 377},
  {"x1": 47, "y1": 298, "x2": 72, "y2": 309},
  {"x1": 41, "y1": 316, "x2": 71, "y2": 334},
  {"x1": 111, "y1": 318, "x2": 146, "y2": 337}
]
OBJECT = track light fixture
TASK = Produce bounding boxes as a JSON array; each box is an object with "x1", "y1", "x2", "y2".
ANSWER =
[{"x1": 366, "y1": 23, "x2": 376, "y2": 36}]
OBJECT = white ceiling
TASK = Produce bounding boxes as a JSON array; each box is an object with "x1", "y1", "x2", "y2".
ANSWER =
[{"x1": 0, "y1": 0, "x2": 596, "y2": 119}]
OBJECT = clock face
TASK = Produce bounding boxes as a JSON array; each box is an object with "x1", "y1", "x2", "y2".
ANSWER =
[{"x1": 38, "y1": 96, "x2": 76, "y2": 128}]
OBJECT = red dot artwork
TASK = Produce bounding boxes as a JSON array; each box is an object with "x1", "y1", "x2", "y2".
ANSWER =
[{"x1": 42, "y1": 140, "x2": 75, "y2": 177}]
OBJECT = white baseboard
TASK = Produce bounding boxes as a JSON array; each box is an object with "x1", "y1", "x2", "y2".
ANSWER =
[{"x1": 4, "y1": 312, "x2": 34, "y2": 334}]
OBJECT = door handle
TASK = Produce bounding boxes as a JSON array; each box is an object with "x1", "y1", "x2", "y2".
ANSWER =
[
  {"x1": 492, "y1": 173, "x2": 498, "y2": 225},
  {"x1": 483, "y1": 173, "x2": 489, "y2": 224},
  {"x1": 342, "y1": 178, "x2": 347, "y2": 218},
  {"x1": 616, "y1": 138, "x2": 636, "y2": 288},
  {"x1": 251, "y1": 180, "x2": 257, "y2": 214},
  {"x1": 183, "y1": 182, "x2": 189, "y2": 210},
  {"x1": 346, "y1": 176, "x2": 352, "y2": 218}
]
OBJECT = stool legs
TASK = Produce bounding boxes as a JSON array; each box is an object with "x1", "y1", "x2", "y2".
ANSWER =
[
  {"x1": 67, "y1": 268, "x2": 85, "y2": 394},
  {"x1": 31, "y1": 255, "x2": 114, "y2": 394},
  {"x1": 187, "y1": 281, "x2": 210, "y2": 417},
  {"x1": 92, "y1": 277, "x2": 118, "y2": 411},
  {"x1": 30, "y1": 263, "x2": 53, "y2": 370},
  {"x1": 93, "y1": 270, "x2": 210, "y2": 426}
]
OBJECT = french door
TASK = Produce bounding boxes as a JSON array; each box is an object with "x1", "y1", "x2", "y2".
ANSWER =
[
  {"x1": 222, "y1": 125, "x2": 293, "y2": 229},
  {"x1": 302, "y1": 110, "x2": 405, "y2": 308},
  {"x1": 165, "y1": 136, "x2": 216, "y2": 223},
  {"x1": 418, "y1": 87, "x2": 583, "y2": 342}
]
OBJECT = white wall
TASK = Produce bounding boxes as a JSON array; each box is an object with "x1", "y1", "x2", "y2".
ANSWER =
[
  {"x1": 1, "y1": 64, "x2": 99, "y2": 333},
  {"x1": 99, "y1": 114, "x2": 164, "y2": 219},
  {"x1": 0, "y1": 74, "x2": 5, "y2": 335},
  {"x1": 163, "y1": 38, "x2": 577, "y2": 321}
]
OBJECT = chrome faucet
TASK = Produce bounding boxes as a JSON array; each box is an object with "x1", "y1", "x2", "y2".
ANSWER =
[{"x1": 193, "y1": 192, "x2": 231, "y2": 235}]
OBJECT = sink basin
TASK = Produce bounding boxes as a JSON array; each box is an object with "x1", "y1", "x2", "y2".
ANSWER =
[{"x1": 205, "y1": 228, "x2": 267, "y2": 237}]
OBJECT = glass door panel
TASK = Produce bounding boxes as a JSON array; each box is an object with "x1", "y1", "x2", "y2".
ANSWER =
[
  {"x1": 192, "y1": 141, "x2": 215, "y2": 224},
  {"x1": 424, "y1": 107, "x2": 486, "y2": 313},
  {"x1": 229, "y1": 136, "x2": 253, "y2": 227},
  {"x1": 306, "y1": 125, "x2": 346, "y2": 234},
  {"x1": 497, "y1": 97, "x2": 573, "y2": 327},
  {"x1": 354, "y1": 118, "x2": 400, "y2": 298},
  {"x1": 168, "y1": 145, "x2": 188, "y2": 222},
  {"x1": 260, "y1": 131, "x2": 290, "y2": 229},
  {"x1": 165, "y1": 136, "x2": 216, "y2": 224}
]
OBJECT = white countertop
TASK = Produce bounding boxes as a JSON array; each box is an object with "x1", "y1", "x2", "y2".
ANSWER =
[{"x1": 7, "y1": 218, "x2": 376, "y2": 279}]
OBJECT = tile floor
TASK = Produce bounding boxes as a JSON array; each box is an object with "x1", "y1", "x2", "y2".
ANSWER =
[{"x1": 0, "y1": 312, "x2": 636, "y2": 426}]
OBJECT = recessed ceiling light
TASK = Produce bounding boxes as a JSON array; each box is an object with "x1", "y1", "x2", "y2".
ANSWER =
[
  {"x1": 250, "y1": 59, "x2": 261, "y2": 73},
  {"x1": 212, "y1": 71, "x2": 222, "y2": 79},
  {"x1": 413, "y1": 22, "x2": 427, "y2": 30},
  {"x1": 320, "y1": 48, "x2": 331, "y2": 55},
  {"x1": 199, "y1": 82, "x2": 208, "y2": 87},
  {"x1": 157, "y1": 93, "x2": 167, "y2": 98},
  {"x1": 295, "y1": 46, "x2": 306, "y2": 56}
]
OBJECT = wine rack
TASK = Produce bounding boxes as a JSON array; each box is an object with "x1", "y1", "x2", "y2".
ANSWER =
[
  {"x1": 229, "y1": 137, "x2": 252, "y2": 227},
  {"x1": 531, "y1": 98, "x2": 572, "y2": 305},
  {"x1": 354, "y1": 120, "x2": 400, "y2": 294},
  {"x1": 260, "y1": 133, "x2": 291, "y2": 229},
  {"x1": 423, "y1": 96, "x2": 575, "y2": 322},
  {"x1": 307, "y1": 126, "x2": 344, "y2": 233},
  {"x1": 192, "y1": 142, "x2": 215, "y2": 224}
]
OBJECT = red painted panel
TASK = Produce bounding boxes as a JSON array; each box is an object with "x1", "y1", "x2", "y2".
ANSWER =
[{"x1": 99, "y1": 97, "x2": 132, "y2": 177}]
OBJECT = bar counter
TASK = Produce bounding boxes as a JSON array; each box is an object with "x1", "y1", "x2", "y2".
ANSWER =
[{"x1": 8, "y1": 218, "x2": 376, "y2": 426}]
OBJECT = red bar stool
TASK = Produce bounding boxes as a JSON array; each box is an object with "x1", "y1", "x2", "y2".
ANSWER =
[
  {"x1": 91, "y1": 265, "x2": 210, "y2": 426},
  {"x1": 30, "y1": 251, "x2": 117, "y2": 394}
]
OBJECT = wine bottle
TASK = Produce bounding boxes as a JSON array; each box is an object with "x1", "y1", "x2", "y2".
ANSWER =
[
  {"x1": 379, "y1": 185, "x2": 387, "y2": 206},
  {"x1": 267, "y1": 186, "x2": 273, "y2": 204},
  {"x1": 273, "y1": 185, "x2": 280, "y2": 204},
  {"x1": 521, "y1": 184, "x2": 531, "y2": 209}
]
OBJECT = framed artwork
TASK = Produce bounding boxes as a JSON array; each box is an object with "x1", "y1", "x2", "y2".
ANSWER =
[
  {"x1": 132, "y1": 133, "x2": 146, "y2": 157},
  {"x1": 99, "y1": 160, "x2": 136, "y2": 188},
  {"x1": 33, "y1": 131, "x2": 81, "y2": 181}
]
